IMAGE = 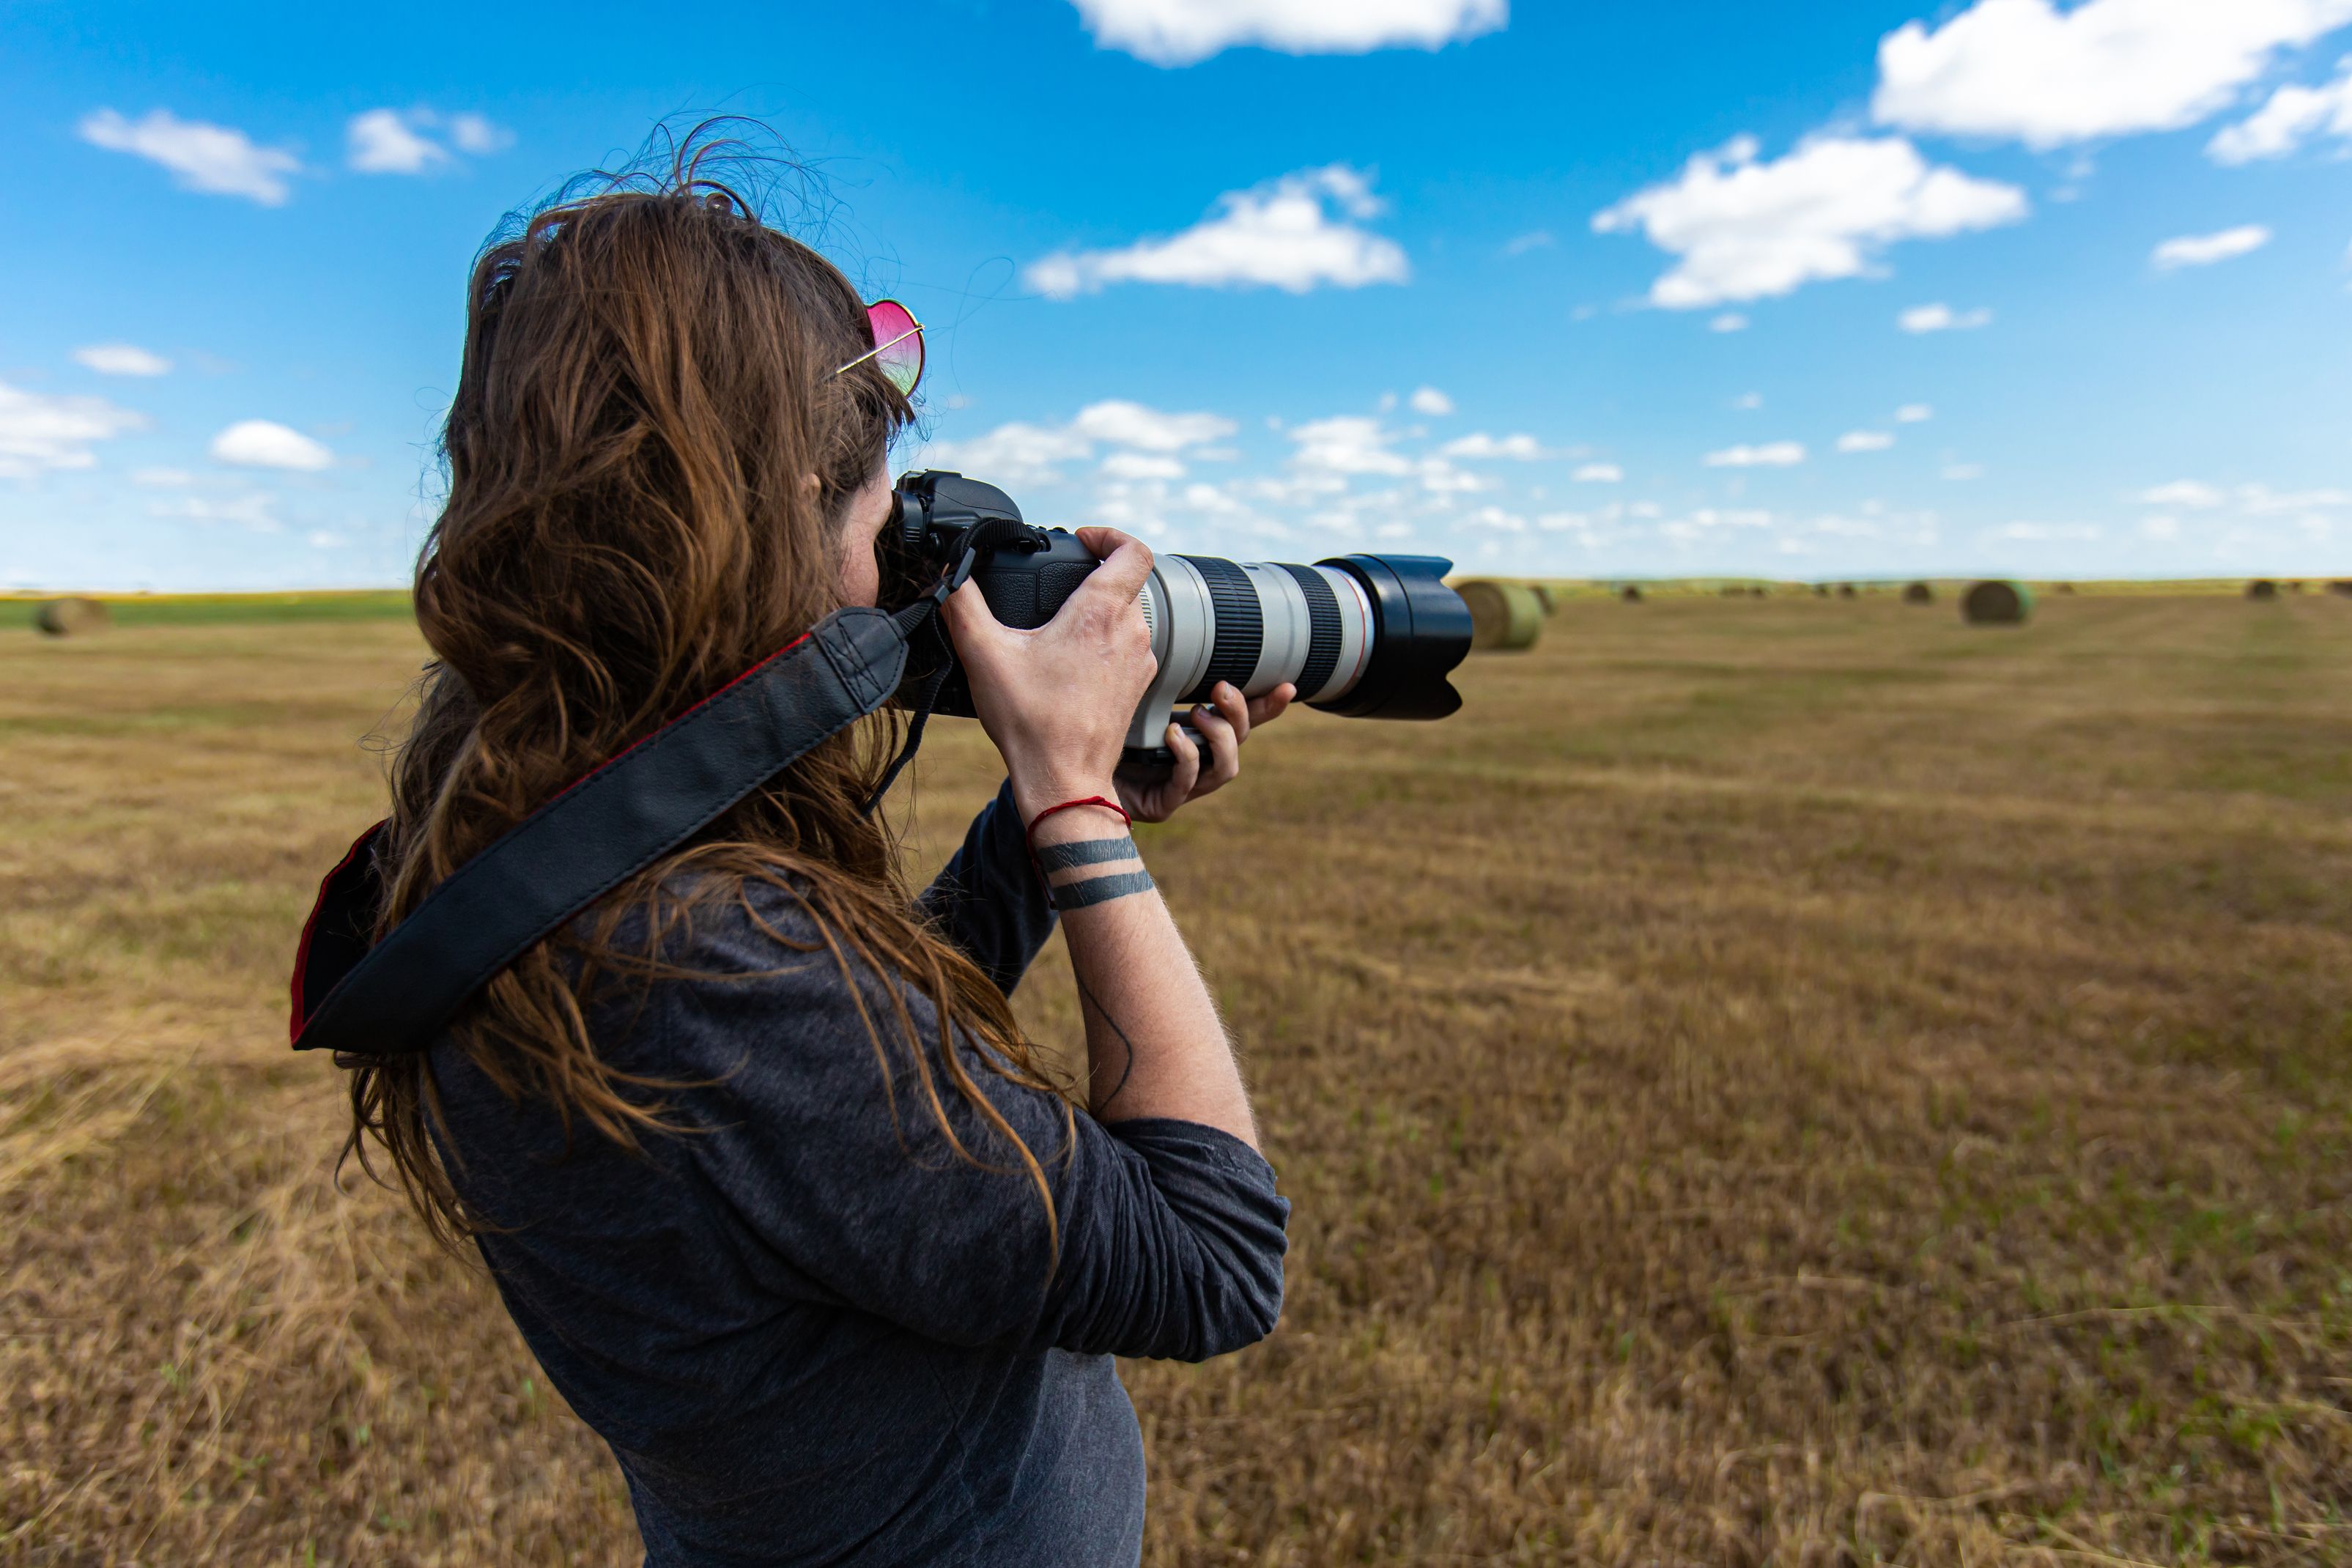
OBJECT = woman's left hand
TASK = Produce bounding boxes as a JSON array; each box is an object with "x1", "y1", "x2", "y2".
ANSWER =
[{"x1": 1114, "y1": 681, "x2": 1296, "y2": 824}]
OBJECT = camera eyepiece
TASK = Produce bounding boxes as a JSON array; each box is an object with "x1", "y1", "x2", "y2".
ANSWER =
[{"x1": 890, "y1": 470, "x2": 1035, "y2": 560}]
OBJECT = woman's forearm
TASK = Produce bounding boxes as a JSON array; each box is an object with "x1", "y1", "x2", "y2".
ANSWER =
[{"x1": 1025, "y1": 804, "x2": 1257, "y2": 1150}]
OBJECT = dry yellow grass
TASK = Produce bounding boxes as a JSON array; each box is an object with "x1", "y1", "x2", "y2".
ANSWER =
[{"x1": 5, "y1": 593, "x2": 2351, "y2": 1565}]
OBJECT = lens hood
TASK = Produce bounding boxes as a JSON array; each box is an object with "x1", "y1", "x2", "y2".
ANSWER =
[{"x1": 1311, "y1": 555, "x2": 1471, "y2": 720}]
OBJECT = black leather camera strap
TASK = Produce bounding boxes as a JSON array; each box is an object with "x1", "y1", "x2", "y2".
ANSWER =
[{"x1": 289, "y1": 601, "x2": 930, "y2": 1057}]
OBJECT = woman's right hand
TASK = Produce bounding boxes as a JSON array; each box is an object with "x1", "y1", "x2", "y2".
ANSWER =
[{"x1": 940, "y1": 527, "x2": 1159, "y2": 821}]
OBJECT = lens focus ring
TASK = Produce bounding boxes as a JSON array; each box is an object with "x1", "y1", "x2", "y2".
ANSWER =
[
  {"x1": 1279, "y1": 563, "x2": 1344, "y2": 700},
  {"x1": 1177, "y1": 555, "x2": 1261, "y2": 703}
]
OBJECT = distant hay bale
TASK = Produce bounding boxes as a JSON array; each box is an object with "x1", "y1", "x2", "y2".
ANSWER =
[
  {"x1": 2331, "y1": 580, "x2": 2352, "y2": 597},
  {"x1": 2246, "y1": 579, "x2": 2279, "y2": 601},
  {"x1": 1903, "y1": 582, "x2": 1934, "y2": 604},
  {"x1": 1837, "y1": 583, "x2": 1858, "y2": 599},
  {"x1": 1620, "y1": 584, "x2": 1643, "y2": 603},
  {"x1": 34, "y1": 597, "x2": 111, "y2": 637},
  {"x1": 1455, "y1": 580, "x2": 1544, "y2": 651},
  {"x1": 1961, "y1": 579, "x2": 2033, "y2": 626},
  {"x1": 2055, "y1": 583, "x2": 2077, "y2": 595},
  {"x1": 1813, "y1": 584, "x2": 1830, "y2": 597},
  {"x1": 1748, "y1": 586, "x2": 1767, "y2": 599}
]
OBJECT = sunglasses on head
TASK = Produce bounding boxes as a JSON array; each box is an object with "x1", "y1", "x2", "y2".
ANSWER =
[{"x1": 832, "y1": 299, "x2": 924, "y2": 397}]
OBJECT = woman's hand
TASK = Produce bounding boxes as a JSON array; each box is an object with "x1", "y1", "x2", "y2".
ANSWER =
[
  {"x1": 1114, "y1": 681, "x2": 1295, "y2": 824},
  {"x1": 941, "y1": 527, "x2": 1159, "y2": 823}
]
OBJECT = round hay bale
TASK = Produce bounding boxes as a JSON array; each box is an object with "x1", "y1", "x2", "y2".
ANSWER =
[
  {"x1": 1837, "y1": 583, "x2": 1858, "y2": 599},
  {"x1": 1620, "y1": 584, "x2": 1644, "y2": 604},
  {"x1": 1455, "y1": 580, "x2": 1544, "y2": 651},
  {"x1": 2055, "y1": 582, "x2": 2077, "y2": 595},
  {"x1": 1812, "y1": 584, "x2": 1830, "y2": 597},
  {"x1": 2329, "y1": 580, "x2": 2352, "y2": 597},
  {"x1": 2246, "y1": 579, "x2": 2279, "y2": 601},
  {"x1": 34, "y1": 596, "x2": 111, "y2": 637},
  {"x1": 1529, "y1": 584, "x2": 1560, "y2": 615},
  {"x1": 1961, "y1": 579, "x2": 2033, "y2": 626},
  {"x1": 1902, "y1": 581, "x2": 1934, "y2": 605},
  {"x1": 1748, "y1": 586, "x2": 1767, "y2": 599}
]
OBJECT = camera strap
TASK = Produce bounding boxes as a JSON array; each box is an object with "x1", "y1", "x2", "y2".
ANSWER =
[{"x1": 289, "y1": 553, "x2": 977, "y2": 1058}]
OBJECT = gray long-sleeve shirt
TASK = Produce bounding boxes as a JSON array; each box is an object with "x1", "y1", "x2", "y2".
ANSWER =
[{"x1": 427, "y1": 783, "x2": 1288, "y2": 1567}]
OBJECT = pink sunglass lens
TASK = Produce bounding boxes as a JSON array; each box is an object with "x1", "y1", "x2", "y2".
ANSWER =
[{"x1": 864, "y1": 300, "x2": 923, "y2": 396}]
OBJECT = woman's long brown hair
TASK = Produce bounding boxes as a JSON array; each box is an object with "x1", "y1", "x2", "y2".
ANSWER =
[{"x1": 343, "y1": 133, "x2": 1073, "y2": 1254}]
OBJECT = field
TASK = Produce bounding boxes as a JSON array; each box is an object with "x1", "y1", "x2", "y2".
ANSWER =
[{"x1": 5, "y1": 590, "x2": 2351, "y2": 1565}]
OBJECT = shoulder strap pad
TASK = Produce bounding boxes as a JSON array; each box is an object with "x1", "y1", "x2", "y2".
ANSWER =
[{"x1": 289, "y1": 605, "x2": 914, "y2": 1057}]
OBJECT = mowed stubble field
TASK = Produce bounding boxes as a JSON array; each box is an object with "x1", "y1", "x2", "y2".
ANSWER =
[{"x1": 4, "y1": 590, "x2": 2350, "y2": 1566}]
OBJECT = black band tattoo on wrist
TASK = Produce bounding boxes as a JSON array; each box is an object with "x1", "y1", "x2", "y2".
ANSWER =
[
  {"x1": 1035, "y1": 834, "x2": 1139, "y2": 873},
  {"x1": 1049, "y1": 868, "x2": 1155, "y2": 910}
]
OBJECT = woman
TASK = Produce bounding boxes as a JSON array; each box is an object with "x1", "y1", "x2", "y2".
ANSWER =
[{"x1": 345, "y1": 156, "x2": 1293, "y2": 1565}]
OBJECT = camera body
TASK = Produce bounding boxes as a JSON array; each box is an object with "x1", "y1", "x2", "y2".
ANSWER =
[{"x1": 887, "y1": 470, "x2": 1473, "y2": 766}]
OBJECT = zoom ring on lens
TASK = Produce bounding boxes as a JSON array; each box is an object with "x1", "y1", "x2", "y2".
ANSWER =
[
  {"x1": 1177, "y1": 555, "x2": 1262, "y2": 703},
  {"x1": 1279, "y1": 563, "x2": 1344, "y2": 699}
]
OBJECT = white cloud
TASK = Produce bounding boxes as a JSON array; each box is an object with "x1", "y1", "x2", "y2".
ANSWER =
[
  {"x1": 1289, "y1": 415, "x2": 1413, "y2": 476},
  {"x1": 347, "y1": 108, "x2": 514, "y2": 174},
  {"x1": 1704, "y1": 441, "x2": 1806, "y2": 467},
  {"x1": 1943, "y1": 462, "x2": 1986, "y2": 480},
  {"x1": 1592, "y1": 135, "x2": 2027, "y2": 308},
  {"x1": 1504, "y1": 229, "x2": 1555, "y2": 256},
  {"x1": 1029, "y1": 165, "x2": 1409, "y2": 296},
  {"x1": 78, "y1": 108, "x2": 302, "y2": 204},
  {"x1": 308, "y1": 530, "x2": 350, "y2": 550},
  {"x1": 1462, "y1": 505, "x2": 1528, "y2": 532},
  {"x1": 1408, "y1": 385, "x2": 1454, "y2": 415},
  {"x1": 446, "y1": 113, "x2": 514, "y2": 155},
  {"x1": 130, "y1": 467, "x2": 195, "y2": 487},
  {"x1": 73, "y1": 343, "x2": 172, "y2": 377},
  {"x1": 1709, "y1": 312, "x2": 1750, "y2": 332},
  {"x1": 1896, "y1": 402, "x2": 1934, "y2": 422},
  {"x1": 2152, "y1": 224, "x2": 2272, "y2": 270},
  {"x1": 1101, "y1": 451, "x2": 1188, "y2": 480},
  {"x1": 1837, "y1": 429, "x2": 1897, "y2": 452},
  {"x1": 150, "y1": 491, "x2": 281, "y2": 532},
  {"x1": 928, "y1": 399, "x2": 1232, "y2": 484},
  {"x1": 2141, "y1": 514, "x2": 2182, "y2": 539},
  {"x1": 927, "y1": 421, "x2": 1095, "y2": 484},
  {"x1": 1573, "y1": 462, "x2": 1624, "y2": 483},
  {"x1": 1898, "y1": 302, "x2": 1994, "y2": 332},
  {"x1": 1733, "y1": 391, "x2": 1764, "y2": 410},
  {"x1": 2236, "y1": 482, "x2": 2352, "y2": 513},
  {"x1": 210, "y1": 419, "x2": 333, "y2": 471},
  {"x1": 1997, "y1": 521, "x2": 2102, "y2": 541},
  {"x1": 1439, "y1": 432, "x2": 1550, "y2": 460},
  {"x1": 1071, "y1": 400, "x2": 1238, "y2": 451},
  {"x1": 1872, "y1": 0, "x2": 2352, "y2": 149},
  {"x1": 2210, "y1": 61, "x2": 2352, "y2": 162},
  {"x1": 2137, "y1": 478, "x2": 2227, "y2": 507},
  {"x1": 0, "y1": 380, "x2": 149, "y2": 478},
  {"x1": 347, "y1": 109, "x2": 448, "y2": 174},
  {"x1": 1415, "y1": 456, "x2": 1488, "y2": 494},
  {"x1": 1072, "y1": 0, "x2": 1506, "y2": 66}
]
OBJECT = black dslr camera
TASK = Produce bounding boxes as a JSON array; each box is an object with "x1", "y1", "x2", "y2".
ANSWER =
[{"x1": 884, "y1": 470, "x2": 1472, "y2": 768}]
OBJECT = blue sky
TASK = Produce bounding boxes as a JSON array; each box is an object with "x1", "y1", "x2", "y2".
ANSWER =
[{"x1": 3, "y1": 0, "x2": 2349, "y2": 589}]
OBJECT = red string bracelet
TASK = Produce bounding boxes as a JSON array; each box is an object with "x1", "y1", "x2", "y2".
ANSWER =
[{"x1": 1024, "y1": 795, "x2": 1131, "y2": 854}]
